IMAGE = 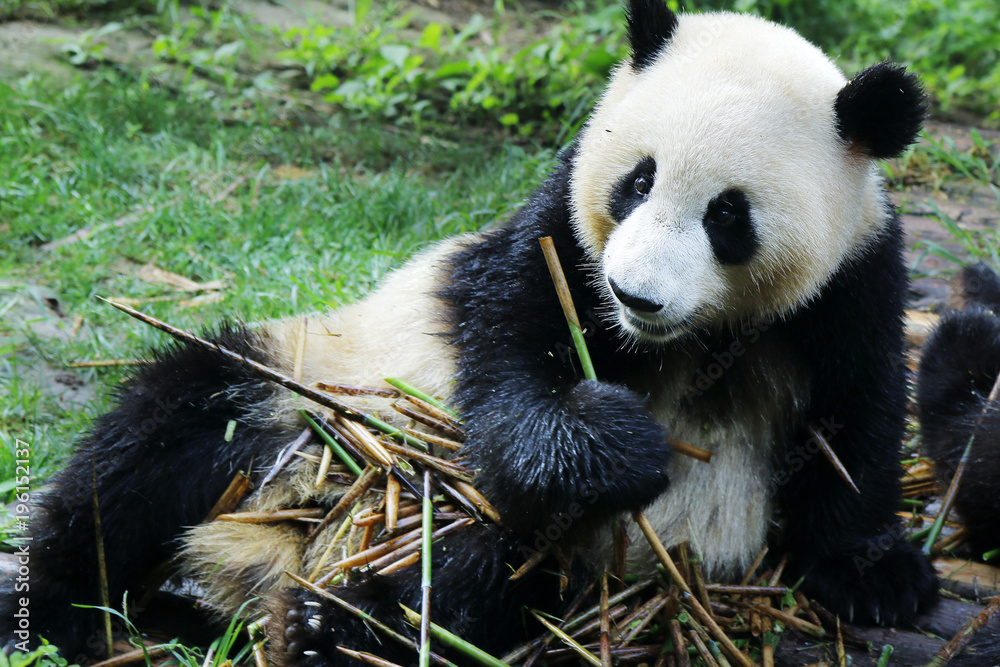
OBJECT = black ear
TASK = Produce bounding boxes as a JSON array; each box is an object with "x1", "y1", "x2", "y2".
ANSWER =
[
  {"x1": 626, "y1": 0, "x2": 678, "y2": 71},
  {"x1": 834, "y1": 62, "x2": 926, "y2": 159}
]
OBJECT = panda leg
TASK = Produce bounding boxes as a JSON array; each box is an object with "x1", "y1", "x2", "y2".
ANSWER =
[
  {"x1": 0, "y1": 325, "x2": 291, "y2": 659},
  {"x1": 269, "y1": 523, "x2": 568, "y2": 667},
  {"x1": 918, "y1": 303, "x2": 1000, "y2": 555},
  {"x1": 779, "y1": 421, "x2": 940, "y2": 627}
]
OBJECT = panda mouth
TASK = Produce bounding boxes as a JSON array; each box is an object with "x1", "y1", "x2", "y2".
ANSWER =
[{"x1": 620, "y1": 309, "x2": 694, "y2": 342}]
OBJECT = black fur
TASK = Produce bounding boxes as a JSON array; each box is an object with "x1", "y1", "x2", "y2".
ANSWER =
[
  {"x1": 774, "y1": 210, "x2": 938, "y2": 624},
  {"x1": 950, "y1": 261, "x2": 1000, "y2": 312},
  {"x1": 0, "y1": 324, "x2": 291, "y2": 660},
  {"x1": 918, "y1": 264, "x2": 1000, "y2": 555},
  {"x1": 609, "y1": 156, "x2": 656, "y2": 223},
  {"x1": 626, "y1": 0, "x2": 678, "y2": 71},
  {"x1": 273, "y1": 524, "x2": 568, "y2": 667},
  {"x1": 442, "y1": 153, "x2": 936, "y2": 627},
  {"x1": 835, "y1": 61, "x2": 927, "y2": 159},
  {"x1": 702, "y1": 189, "x2": 758, "y2": 265},
  {"x1": 442, "y1": 148, "x2": 673, "y2": 541}
]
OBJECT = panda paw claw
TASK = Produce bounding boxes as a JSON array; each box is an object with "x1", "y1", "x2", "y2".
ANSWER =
[
  {"x1": 797, "y1": 538, "x2": 937, "y2": 627},
  {"x1": 270, "y1": 590, "x2": 338, "y2": 667}
]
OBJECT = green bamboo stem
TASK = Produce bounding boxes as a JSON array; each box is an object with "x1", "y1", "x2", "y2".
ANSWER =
[
  {"x1": 385, "y1": 377, "x2": 462, "y2": 421},
  {"x1": 300, "y1": 410, "x2": 364, "y2": 476},
  {"x1": 420, "y1": 469, "x2": 433, "y2": 667},
  {"x1": 401, "y1": 605, "x2": 511, "y2": 667},
  {"x1": 538, "y1": 236, "x2": 597, "y2": 381}
]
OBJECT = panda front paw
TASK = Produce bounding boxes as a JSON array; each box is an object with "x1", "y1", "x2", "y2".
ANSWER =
[
  {"x1": 563, "y1": 380, "x2": 672, "y2": 510},
  {"x1": 466, "y1": 379, "x2": 671, "y2": 538},
  {"x1": 797, "y1": 538, "x2": 938, "y2": 626}
]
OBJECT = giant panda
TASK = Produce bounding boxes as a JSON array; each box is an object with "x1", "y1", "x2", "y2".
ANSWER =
[{"x1": 2, "y1": 0, "x2": 940, "y2": 663}]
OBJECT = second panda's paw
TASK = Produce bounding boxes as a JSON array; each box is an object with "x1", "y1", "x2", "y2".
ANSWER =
[{"x1": 798, "y1": 538, "x2": 938, "y2": 627}]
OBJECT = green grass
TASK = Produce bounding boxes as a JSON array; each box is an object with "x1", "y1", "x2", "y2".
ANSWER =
[{"x1": 0, "y1": 70, "x2": 556, "y2": 486}]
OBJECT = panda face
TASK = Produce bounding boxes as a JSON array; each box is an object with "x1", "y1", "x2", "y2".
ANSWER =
[{"x1": 571, "y1": 12, "x2": 888, "y2": 343}]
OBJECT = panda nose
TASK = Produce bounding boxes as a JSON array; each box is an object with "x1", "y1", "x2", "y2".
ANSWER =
[{"x1": 607, "y1": 277, "x2": 663, "y2": 313}]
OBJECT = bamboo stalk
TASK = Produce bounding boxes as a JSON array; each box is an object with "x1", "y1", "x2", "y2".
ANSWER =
[
  {"x1": 632, "y1": 512, "x2": 753, "y2": 667},
  {"x1": 308, "y1": 507, "x2": 358, "y2": 582},
  {"x1": 404, "y1": 394, "x2": 465, "y2": 431},
  {"x1": 538, "y1": 236, "x2": 597, "y2": 380},
  {"x1": 286, "y1": 573, "x2": 456, "y2": 667},
  {"x1": 751, "y1": 604, "x2": 825, "y2": 638},
  {"x1": 394, "y1": 401, "x2": 465, "y2": 441},
  {"x1": 619, "y1": 592, "x2": 671, "y2": 644},
  {"x1": 420, "y1": 469, "x2": 433, "y2": 667},
  {"x1": 248, "y1": 617, "x2": 269, "y2": 667},
  {"x1": 315, "y1": 440, "x2": 334, "y2": 488},
  {"x1": 666, "y1": 438, "x2": 713, "y2": 464},
  {"x1": 88, "y1": 646, "x2": 170, "y2": 667},
  {"x1": 101, "y1": 299, "x2": 402, "y2": 432},
  {"x1": 205, "y1": 471, "x2": 253, "y2": 521},
  {"x1": 376, "y1": 551, "x2": 422, "y2": 576},
  {"x1": 739, "y1": 546, "x2": 768, "y2": 586},
  {"x1": 808, "y1": 423, "x2": 860, "y2": 494},
  {"x1": 293, "y1": 316, "x2": 308, "y2": 382},
  {"x1": 336, "y1": 415, "x2": 395, "y2": 468},
  {"x1": 669, "y1": 619, "x2": 690, "y2": 667},
  {"x1": 436, "y1": 478, "x2": 500, "y2": 523},
  {"x1": 386, "y1": 474, "x2": 401, "y2": 533},
  {"x1": 529, "y1": 610, "x2": 602, "y2": 667},
  {"x1": 361, "y1": 519, "x2": 473, "y2": 573},
  {"x1": 335, "y1": 648, "x2": 405, "y2": 667},
  {"x1": 384, "y1": 377, "x2": 462, "y2": 421},
  {"x1": 379, "y1": 440, "x2": 474, "y2": 484},
  {"x1": 91, "y1": 464, "x2": 113, "y2": 660},
  {"x1": 301, "y1": 411, "x2": 364, "y2": 477},
  {"x1": 599, "y1": 573, "x2": 612, "y2": 667},
  {"x1": 402, "y1": 605, "x2": 511, "y2": 667},
  {"x1": 317, "y1": 382, "x2": 399, "y2": 398},
  {"x1": 509, "y1": 549, "x2": 548, "y2": 581},
  {"x1": 704, "y1": 585, "x2": 787, "y2": 596},
  {"x1": 217, "y1": 508, "x2": 326, "y2": 523},
  {"x1": 686, "y1": 630, "x2": 719, "y2": 667},
  {"x1": 925, "y1": 594, "x2": 1000, "y2": 667},
  {"x1": 307, "y1": 466, "x2": 381, "y2": 542},
  {"x1": 405, "y1": 427, "x2": 463, "y2": 452},
  {"x1": 260, "y1": 429, "x2": 311, "y2": 489}
]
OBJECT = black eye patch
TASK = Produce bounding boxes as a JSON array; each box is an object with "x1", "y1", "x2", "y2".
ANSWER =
[
  {"x1": 702, "y1": 189, "x2": 757, "y2": 265},
  {"x1": 609, "y1": 157, "x2": 656, "y2": 223}
]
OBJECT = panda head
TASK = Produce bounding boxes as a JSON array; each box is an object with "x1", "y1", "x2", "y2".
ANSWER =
[{"x1": 571, "y1": 0, "x2": 925, "y2": 343}]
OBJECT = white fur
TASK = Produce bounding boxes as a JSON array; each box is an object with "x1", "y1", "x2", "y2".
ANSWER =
[
  {"x1": 265, "y1": 237, "x2": 470, "y2": 424},
  {"x1": 572, "y1": 12, "x2": 888, "y2": 343}
]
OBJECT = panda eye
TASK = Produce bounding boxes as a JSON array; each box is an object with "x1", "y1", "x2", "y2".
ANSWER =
[
  {"x1": 708, "y1": 200, "x2": 737, "y2": 226},
  {"x1": 702, "y1": 189, "x2": 757, "y2": 265},
  {"x1": 609, "y1": 156, "x2": 657, "y2": 223},
  {"x1": 633, "y1": 174, "x2": 652, "y2": 196}
]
